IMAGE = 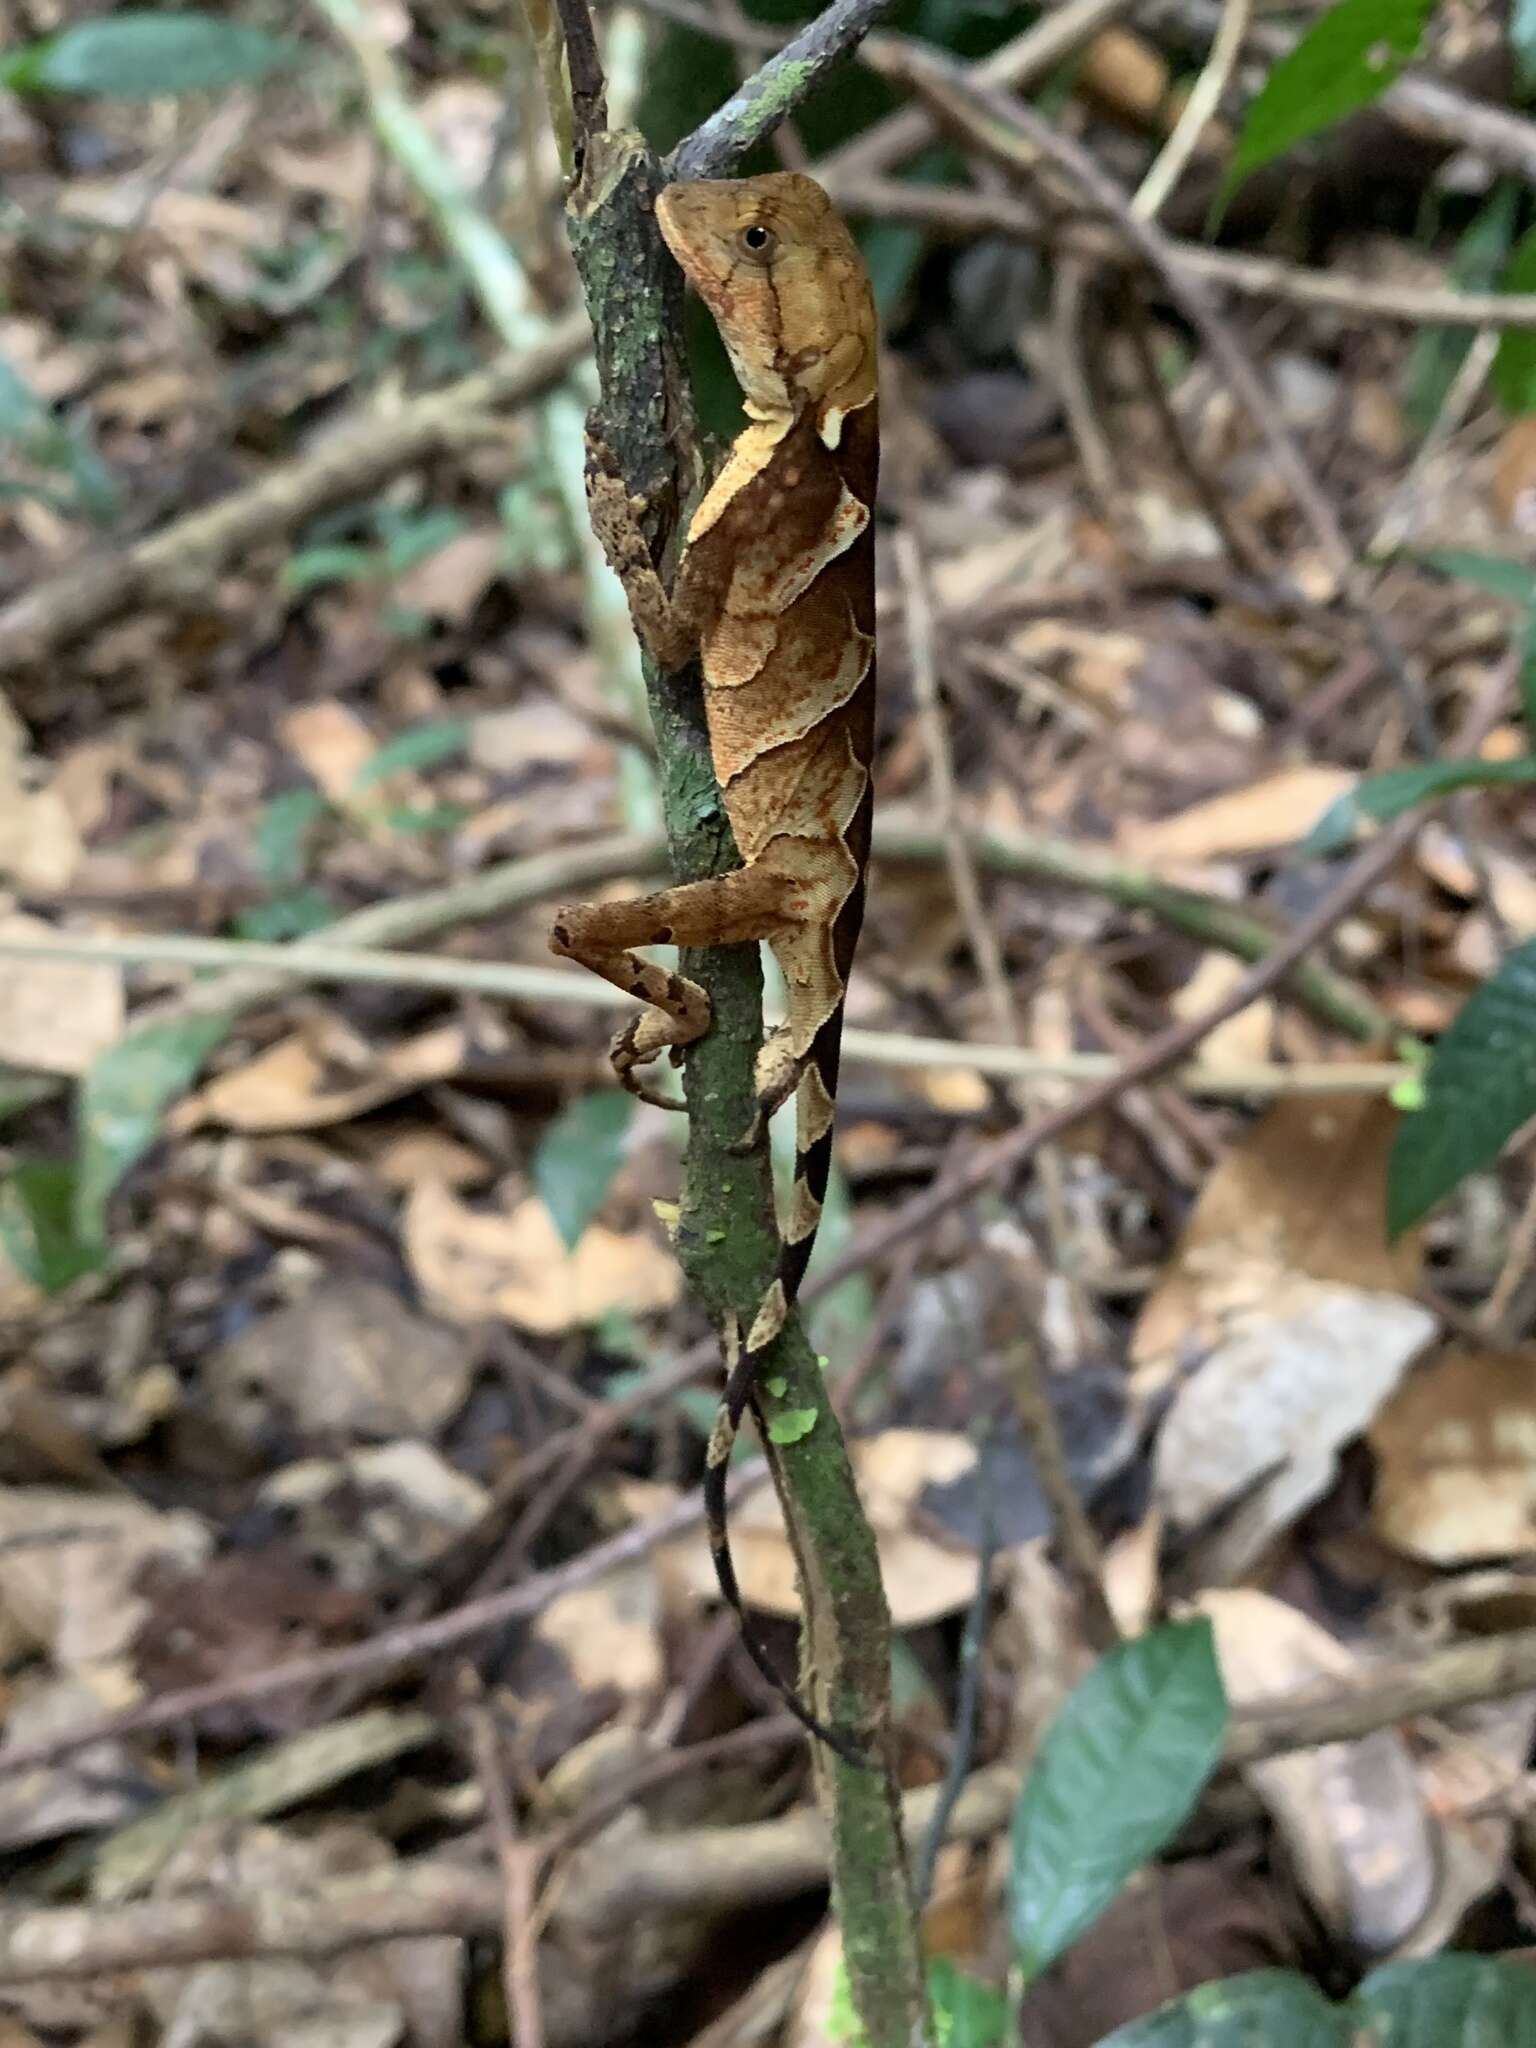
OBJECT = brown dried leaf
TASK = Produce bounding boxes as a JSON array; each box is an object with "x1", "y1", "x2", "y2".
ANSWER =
[
  {"x1": 1132, "y1": 1093, "x2": 1422, "y2": 1391},
  {"x1": 1119, "y1": 765, "x2": 1354, "y2": 866},
  {"x1": 279, "y1": 700, "x2": 379, "y2": 803},
  {"x1": 185, "y1": 1022, "x2": 466, "y2": 1133},
  {"x1": 1371, "y1": 1342, "x2": 1536, "y2": 1562},
  {"x1": 404, "y1": 1182, "x2": 681, "y2": 1334},
  {"x1": 0, "y1": 913, "x2": 122, "y2": 1075},
  {"x1": 1200, "y1": 1589, "x2": 1438, "y2": 1949},
  {"x1": 204, "y1": 1277, "x2": 473, "y2": 1447},
  {"x1": 664, "y1": 1430, "x2": 981, "y2": 1629}
]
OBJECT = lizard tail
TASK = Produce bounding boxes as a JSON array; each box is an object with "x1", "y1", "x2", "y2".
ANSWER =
[{"x1": 700, "y1": 1005, "x2": 869, "y2": 1765}]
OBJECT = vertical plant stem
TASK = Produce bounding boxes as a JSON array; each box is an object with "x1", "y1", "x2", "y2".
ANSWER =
[{"x1": 558, "y1": 108, "x2": 930, "y2": 2048}]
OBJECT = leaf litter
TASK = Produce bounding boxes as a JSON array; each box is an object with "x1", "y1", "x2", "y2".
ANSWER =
[{"x1": 4, "y1": 9, "x2": 1536, "y2": 2040}]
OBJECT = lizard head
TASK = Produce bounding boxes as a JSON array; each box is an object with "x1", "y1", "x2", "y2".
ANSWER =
[{"x1": 656, "y1": 172, "x2": 876, "y2": 440}]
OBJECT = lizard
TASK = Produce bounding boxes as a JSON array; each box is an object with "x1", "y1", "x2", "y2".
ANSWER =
[{"x1": 549, "y1": 171, "x2": 878, "y2": 1757}]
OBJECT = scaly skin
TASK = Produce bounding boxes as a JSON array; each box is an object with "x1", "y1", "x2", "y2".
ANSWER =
[{"x1": 551, "y1": 173, "x2": 878, "y2": 1759}]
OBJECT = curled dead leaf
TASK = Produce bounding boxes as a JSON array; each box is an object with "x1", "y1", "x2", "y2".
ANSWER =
[{"x1": 404, "y1": 1181, "x2": 680, "y2": 1335}]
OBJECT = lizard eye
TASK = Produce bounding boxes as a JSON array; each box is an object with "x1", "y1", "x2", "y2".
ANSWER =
[{"x1": 738, "y1": 223, "x2": 776, "y2": 260}]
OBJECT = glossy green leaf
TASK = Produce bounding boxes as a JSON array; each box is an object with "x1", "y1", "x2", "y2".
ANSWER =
[
  {"x1": 1303, "y1": 757, "x2": 1536, "y2": 855},
  {"x1": 75, "y1": 1015, "x2": 233, "y2": 1238},
  {"x1": 1497, "y1": 224, "x2": 1536, "y2": 416},
  {"x1": 1355, "y1": 1954, "x2": 1536, "y2": 2044},
  {"x1": 533, "y1": 1089, "x2": 634, "y2": 1249},
  {"x1": 1222, "y1": 0, "x2": 1435, "y2": 201},
  {"x1": 0, "y1": 12, "x2": 301, "y2": 97},
  {"x1": 353, "y1": 719, "x2": 469, "y2": 791},
  {"x1": 1092, "y1": 1971, "x2": 1345, "y2": 2046},
  {"x1": 1389, "y1": 937, "x2": 1536, "y2": 1236},
  {"x1": 0, "y1": 1163, "x2": 109, "y2": 1294},
  {"x1": 1009, "y1": 1620, "x2": 1228, "y2": 1982}
]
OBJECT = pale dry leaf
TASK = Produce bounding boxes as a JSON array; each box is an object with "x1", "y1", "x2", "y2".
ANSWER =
[
  {"x1": 665, "y1": 1431, "x2": 981, "y2": 1629},
  {"x1": 1199, "y1": 1589, "x2": 1438, "y2": 1951},
  {"x1": 0, "y1": 1486, "x2": 208, "y2": 1676},
  {"x1": 366, "y1": 1127, "x2": 488, "y2": 1191},
  {"x1": 0, "y1": 913, "x2": 121, "y2": 1075},
  {"x1": 468, "y1": 698, "x2": 596, "y2": 773},
  {"x1": 1007, "y1": 620, "x2": 1144, "y2": 710},
  {"x1": 1119, "y1": 765, "x2": 1354, "y2": 866},
  {"x1": 404, "y1": 1182, "x2": 680, "y2": 1335},
  {"x1": 185, "y1": 1023, "x2": 466, "y2": 1134},
  {"x1": 1371, "y1": 1342, "x2": 1536, "y2": 1562},
  {"x1": 1172, "y1": 951, "x2": 1274, "y2": 1067},
  {"x1": 279, "y1": 701, "x2": 379, "y2": 804},
  {"x1": 1154, "y1": 1280, "x2": 1435, "y2": 1580},
  {"x1": 418, "y1": 80, "x2": 503, "y2": 192},
  {"x1": 0, "y1": 1673, "x2": 143, "y2": 1849},
  {"x1": 259, "y1": 1442, "x2": 488, "y2": 1585},
  {"x1": 0, "y1": 780, "x2": 82, "y2": 892},
  {"x1": 532, "y1": 1568, "x2": 664, "y2": 1697},
  {"x1": 1132, "y1": 1092, "x2": 1422, "y2": 1398},
  {"x1": 144, "y1": 1821, "x2": 438, "y2": 2048},
  {"x1": 205, "y1": 1278, "x2": 473, "y2": 1447},
  {"x1": 391, "y1": 529, "x2": 502, "y2": 624}
]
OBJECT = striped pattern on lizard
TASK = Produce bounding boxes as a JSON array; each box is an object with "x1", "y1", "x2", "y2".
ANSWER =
[{"x1": 550, "y1": 172, "x2": 878, "y2": 1757}]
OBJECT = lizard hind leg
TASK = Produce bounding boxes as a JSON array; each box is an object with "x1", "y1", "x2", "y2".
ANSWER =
[{"x1": 550, "y1": 862, "x2": 803, "y2": 1105}]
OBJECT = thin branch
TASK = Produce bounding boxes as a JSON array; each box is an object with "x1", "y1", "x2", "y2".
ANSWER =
[
  {"x1": 1132, "y1": 0, "x2": 1249, "y2": 221},
  {"x1": 831, "y1": 177, "x2": 1536, "y2": 333},
  {"x1": 11, "y1": 1621, "x2": 1536, "y2": 1982},
  {"x1": 0, "y1": 317, "x2": 588, "y2": 673},
  {"x1": 550, "y1": 0, "x2": 608, "y2": 159},
  {"x1": 670, "y1": 0, "x2": 905, "y2": 178},
  {"x1": 0, "y1": 928, "x2": 1408, "y2": 1098},
  {"x1": 804, "y1": 668, "x2": 1509, "y2": 1300}
]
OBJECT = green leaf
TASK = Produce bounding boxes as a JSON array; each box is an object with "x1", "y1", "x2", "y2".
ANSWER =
[
  {"x1": 1008, "y1": 1619, "x2": 1228, "y2": 1982},
  {"x1": 533, "y1": 1090, "x2": 634, "y2": 1249},
  {"x1": 353, "y1": 719, "x2": 469, "y2": 791},
  {"x1": 1091, "y1": 1971, "x2": 1346, "y2": 2046},
  {"x1": 1497, "y1": 224, "x2": 1536, "y2": 416},
  {"x1": 282, "y1": 543, "x2": 376, "y2": 593},
  {"x1": 1389, "y1": 937, "x2": 1536, "y2": 1236},
  {"x1": 1222, "y1": 0, "x2": 1435, "y2": 203},
  {"x1": 1422, "y1": 552, "x2": 1536, "y2": 732},
  {"x1": 766, "y1": 1405, "x2": 818, "y2": 1444},
  {"x1": 1424, "y1": 548, "x2": 1536, "y2": 607},
  {"x1": 254, "y1": 787, "x2": 328, "y2": 886},
  {"x1": 0, "y1": 1163, "x2": 110, "y2": 1294},
  {"x1": 0, "y1": 12, "x2": 301, "y2": 97},
  {"x1": 0, "y1": 1068, "x2": 62, "y2": 1126},
  {"x1": 928, "y1": 1961, "x2": 1007, "y2": 2048},
  {"x1": 1518, "y1": 0, "x2": 1536, "y2": 91},
  {"x1": 233, "y1": 887, "x2": 336, "y2": 943},
  {"x1": 1354, "y1": 1954, "x2": 1536, "y2": 2043},
  {"x1": 75, "y1": 1015, "x2": 233, "y2": 1239},
  {"x1": 1404, "y1": 185, "x2": 1520, "y2": 431},
  {"x1": 378, "y1": 506, "x2": 467, "y2": 575},
  {"x1": 1303, "y1": 756, "x2": 1536, "y2": 855}
]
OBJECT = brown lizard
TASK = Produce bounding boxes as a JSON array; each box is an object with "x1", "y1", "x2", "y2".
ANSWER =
[{"x1": 550, "y1": 172, "x2": 878, "y2": 1756}]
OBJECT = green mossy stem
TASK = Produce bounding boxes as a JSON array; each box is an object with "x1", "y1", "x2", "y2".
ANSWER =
[{"x1": 561, "y1": 123, "x2": 931, "y2": 2048}]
